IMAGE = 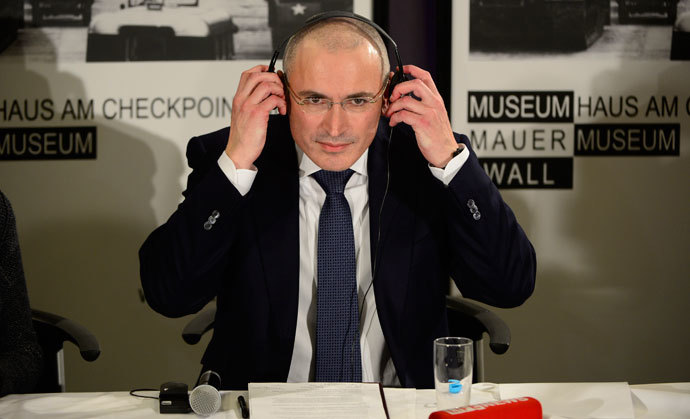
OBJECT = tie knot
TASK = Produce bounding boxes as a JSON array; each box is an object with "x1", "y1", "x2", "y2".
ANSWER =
[{"x1": 312, "y1": 169, "x2": 354, "y2": 195}]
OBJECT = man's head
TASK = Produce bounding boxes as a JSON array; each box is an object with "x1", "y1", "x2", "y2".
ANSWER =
[{"x1": 283, "y1": 17, "x2": 390, "y2": 171}]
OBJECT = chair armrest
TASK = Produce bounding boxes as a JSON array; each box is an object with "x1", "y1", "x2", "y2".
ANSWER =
[
  {"x1": 445, "y1": 296, "x2": 511, "y2": 355},
  {"x1": 182, "y1": 303, "x2": 217, "y2": 345},
  {"x1": 31, "y1": 309, "x2": 101, "y2": 362}
]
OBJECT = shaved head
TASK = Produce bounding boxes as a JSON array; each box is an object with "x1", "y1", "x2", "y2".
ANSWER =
[{"x1": 283, "y1": 17, "x2": 390, "y2": 84}]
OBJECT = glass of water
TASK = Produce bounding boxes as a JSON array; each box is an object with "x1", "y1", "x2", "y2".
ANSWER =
[{"x1": 434, "y1": 337, "x2": 473, "y2": 410}]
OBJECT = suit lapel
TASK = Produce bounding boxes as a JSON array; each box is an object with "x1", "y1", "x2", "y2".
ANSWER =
[
  {"x1": 369, "y1": 121, "x2": 417, "y2": 386},
  {"x1": 368, "y1": 120, "x2": 402, "y2": 275},
  {"x1": 250, "y1": 117, "x2": 300, "y2": 367}
]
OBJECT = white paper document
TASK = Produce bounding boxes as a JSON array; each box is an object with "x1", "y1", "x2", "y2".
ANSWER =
[
  {"x1": 382, "y1": 388, "x2": 416, "y2": 419},
  {"x1": 248, "y1": 382, "x2": 389, "y2": 419},
  {"x1": 500, "y1": 382, "x2": 634, "y2": 418},
  {"x1": 630, "y1": 383, "x2": 690, "y2": 419}
]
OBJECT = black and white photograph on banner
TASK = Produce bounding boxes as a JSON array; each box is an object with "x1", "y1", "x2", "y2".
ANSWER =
[
  {"x1": 0, "y1": 0, "x2": 353, "y2": 62},
  {"x1": 469, "y1": 0, "x2": 690, "y2": 60}
]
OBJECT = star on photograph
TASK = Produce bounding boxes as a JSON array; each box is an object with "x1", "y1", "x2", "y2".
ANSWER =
[{"x1": 292, "y1": 3, "x2": 306, "y2": 15}]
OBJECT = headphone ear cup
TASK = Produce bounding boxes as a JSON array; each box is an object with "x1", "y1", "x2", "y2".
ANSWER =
[
  {"x1": 387, "y1": 69, "x2": 407, "y2": 99},
  {"x1": 278, "y1": 71, "x2": 290, "y2": 112}
]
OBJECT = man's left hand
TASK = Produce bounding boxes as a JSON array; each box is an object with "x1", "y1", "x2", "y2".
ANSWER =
[{"x1": 384, "y1": 65, "x2": 459, "y2": 168}]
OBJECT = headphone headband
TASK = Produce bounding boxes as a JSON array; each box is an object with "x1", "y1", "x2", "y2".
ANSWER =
[
  {"x1": 267, "y1": 10, "x2": 404, "y2": 86},
  {"x1": 305, "y1": 11, "x2": 398, "y2": 51}
]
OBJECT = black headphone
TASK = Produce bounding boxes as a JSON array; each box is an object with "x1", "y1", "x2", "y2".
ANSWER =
[{"x1": 266, "y1": 10, "x2": 407, "y2": 98}]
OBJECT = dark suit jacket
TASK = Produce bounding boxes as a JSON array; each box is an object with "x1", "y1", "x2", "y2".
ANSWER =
[{"x1": 139, "y1": 115, "x2": 536, "y2": 389}]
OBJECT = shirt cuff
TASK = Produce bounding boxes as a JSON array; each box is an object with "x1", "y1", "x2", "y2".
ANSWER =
[
  {"x1": 428, "y1": 145, "x2": 469, "y2": 185},
  {"x1": 217, "y1": 152, "x2": 258, "y2": 196}
]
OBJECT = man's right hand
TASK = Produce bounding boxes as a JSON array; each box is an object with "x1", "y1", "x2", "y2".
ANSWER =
[{"x1": 225, "y1": 65, "x2": 287, "y2": 169}]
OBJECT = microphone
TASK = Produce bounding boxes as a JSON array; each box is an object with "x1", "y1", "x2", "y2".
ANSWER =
[
  {"x1": 429, "y1": 397, "x2": 542, "y2": 418},
  {"x1": 188, "y1": 370, "x2": 222, "y2": 416}
]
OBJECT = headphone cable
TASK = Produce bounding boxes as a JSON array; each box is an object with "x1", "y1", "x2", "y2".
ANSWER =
[{"x1": 343, "y1": 124, "x2": 394, "y2": 381}]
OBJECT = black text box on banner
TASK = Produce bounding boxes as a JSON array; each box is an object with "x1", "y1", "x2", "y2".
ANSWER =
[
  {"x1": 479, "y1": 157, "x2": 573, "y2": 189},
  {"x1": 574, "y1": 123, "x2": 680, "y2": 156},
  {"x1": 468, "y1": 91, "x2": 574, "y2": 123},
  {"x1": 0, "y1": 126, "x2": 97, "y2": 160}
]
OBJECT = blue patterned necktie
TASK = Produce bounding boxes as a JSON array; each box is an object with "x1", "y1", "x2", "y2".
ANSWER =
[{"x1": 312, "y1": 169, "x2": 362, "y2": 382}]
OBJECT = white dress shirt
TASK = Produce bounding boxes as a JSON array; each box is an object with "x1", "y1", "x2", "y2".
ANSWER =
[{"x1": 217, "y1": 139, "x2": 468, "y2": 385}]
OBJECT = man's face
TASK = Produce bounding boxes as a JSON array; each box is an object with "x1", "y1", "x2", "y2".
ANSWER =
[{"x1": 287, "y1": 39, "x2": 385, "y2": 171}]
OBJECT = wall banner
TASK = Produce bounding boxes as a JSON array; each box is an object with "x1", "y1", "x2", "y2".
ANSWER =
[
  {"x1": 452, "y1": 1, "x2": 690, "y2": 384},
  {"x1": 455, "y1": 1, "x2": 688, "y2": 190},
  {"x1": 0, "y1": 0, "x2": 371, "y2": 391}
]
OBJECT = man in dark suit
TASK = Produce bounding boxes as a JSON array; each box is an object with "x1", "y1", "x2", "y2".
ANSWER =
[{"x1": 139, "y1": 16, "x2": 536, "y2": 389}]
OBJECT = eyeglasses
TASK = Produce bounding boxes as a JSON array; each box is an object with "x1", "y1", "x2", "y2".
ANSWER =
[{"x1": 285, "y1": 78, "x2": 389, "y2": 114}]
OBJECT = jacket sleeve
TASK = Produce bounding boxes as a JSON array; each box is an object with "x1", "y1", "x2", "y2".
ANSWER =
[
  {"x1": 444, "y1": 134, "x2": 537, "y2": 308},
  {"x1": 138, "y1": 129, "x2": 248, "y2": 318}
]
